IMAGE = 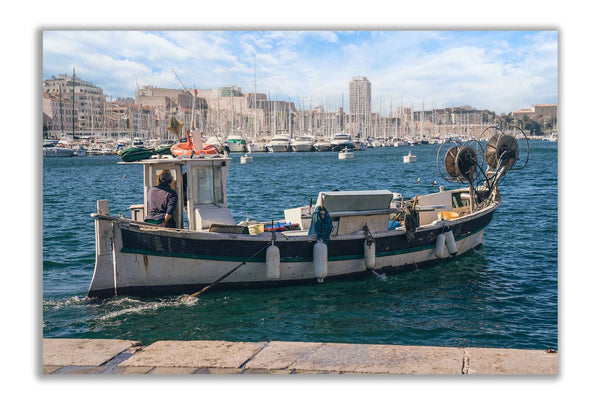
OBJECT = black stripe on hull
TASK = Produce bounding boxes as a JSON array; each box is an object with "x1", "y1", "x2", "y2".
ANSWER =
[{"x1": 119, "y1": 209, "x2": 495, "y2": 262}]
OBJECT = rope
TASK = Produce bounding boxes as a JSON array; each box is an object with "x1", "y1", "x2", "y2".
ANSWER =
[
  {"x1": 188, "y1": 241, "x2": 273, "y2": 297},
  {"x1": 309, "y1": 205, "x2": 333, "y2": 244},
  {"x1": 404, "y1": 204, "x2": 420, "y2": 241}
]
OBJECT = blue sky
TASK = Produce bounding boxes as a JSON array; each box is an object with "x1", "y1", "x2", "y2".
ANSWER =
[{"x1": 43, "y1": 30, "x2": 557, "y2": 114}]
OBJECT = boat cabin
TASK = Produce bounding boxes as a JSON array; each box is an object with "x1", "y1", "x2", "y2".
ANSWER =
[{"x1": 124, "y1": 157, "x2": 234, "y2": 231}]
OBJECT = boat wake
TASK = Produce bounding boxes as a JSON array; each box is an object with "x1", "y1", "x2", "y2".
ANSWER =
[{"x1": 43, "y1": 295, "x2": 88, "y2": 309}]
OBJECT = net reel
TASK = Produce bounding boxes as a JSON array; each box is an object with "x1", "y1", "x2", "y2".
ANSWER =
[
  {"x1": 437, "y1": 126, "x2": 529, "y2": 209},
  {"x1": 484, "y1": 125, "x2": 529, "y2": 173},
  {"x1": 437, "y1": 138, "x2": 485, "y2": 184}
]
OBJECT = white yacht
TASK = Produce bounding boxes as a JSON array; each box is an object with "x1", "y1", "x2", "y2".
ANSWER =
[
  {"x1": 247, "y1": 140, "x2": 267, "y2": 153},
  {"x1": 204, "y1": 136, "x2": 227, "y2": 154},
  {"x1": 313, "y1": 139, "x2": 332, "y2": 152},
  {"x1": 290, "y1": 134, "x2": 315, "y2": 152},
  {"x1": 226, "y1": 134, "x2": 247, "y2": 153},
  {"x1": 330, "y1": 133, "x2": 355, "y2": 151},
  {"x1": 267, "y1": 134, "x2": 291, "y2": 152},
  {"x1": 43, "y1": 142, "x2": 74, "y2": 157}
]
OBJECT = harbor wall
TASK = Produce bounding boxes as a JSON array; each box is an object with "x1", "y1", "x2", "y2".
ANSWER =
[{"x1": 42, "y1": 338, "x2": 558, "y2": 375}]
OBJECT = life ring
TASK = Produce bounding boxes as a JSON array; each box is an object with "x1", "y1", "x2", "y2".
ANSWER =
[{"x1": 170, "y1": 140, "x2": 219, "y2": 157}]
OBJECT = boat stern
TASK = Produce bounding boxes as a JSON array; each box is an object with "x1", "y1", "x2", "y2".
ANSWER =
[{"x1": 87, "y1": 200, "x2": 116, "y2": 298}]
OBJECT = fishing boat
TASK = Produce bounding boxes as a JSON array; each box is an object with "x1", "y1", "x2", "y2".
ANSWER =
[
  {"x1": 88, "y1": 126, "x2": 529, "y2": 298},
  {"x1": 338, "y1": 147, "x2": 354, "y2": 160},
  {"x1": 403, "y1": 151, "x2": 417, "y2": 163}
]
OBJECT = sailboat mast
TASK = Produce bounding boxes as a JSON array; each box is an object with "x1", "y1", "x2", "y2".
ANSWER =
[
  {"x1": 72, "y1": 67, "x2": 75, "y2": 140},
  {"x1": 254, "y1": 57, "x2": 257, "y2": 139}
]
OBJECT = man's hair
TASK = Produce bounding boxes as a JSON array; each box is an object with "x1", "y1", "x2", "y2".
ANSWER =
[{"x1": 158, "y1": 170, "x2": 173, "y2": 184}]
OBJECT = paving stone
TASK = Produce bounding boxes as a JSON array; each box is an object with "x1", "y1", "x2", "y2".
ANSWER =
[
  {"x1": 294, "y1": 342, "x2": 463, "y2": 374},
  {"x1": 292, "y1": 369, "x2": 342, "y2": 374},
  {"x1": 43, "y1": 339, "x2": 140, "y2": 367},
  {"x1": 42, "y1": 366, "x2": 62, "y2": 375},
  {"x1": 51, "y1": 365, "x2": 107, "y2": 374},
  {"x1": 105, "y1": 366, "x2": 155, "y2": 375},
  {"x1": 465, "y1": 347, "x2": 558, "y2": 375},
  {"x1": 121, "y1": 340, "x2": 267, "y2": 369},
  {"x1": 242, "y1": 368, "x2": 294, "y2": 374},
  {"x1": 149, "y1": 367, "x2": 199, "y2": 375},
  {"x1": 193, "y1": 367, "x2": 245, "y2": 374},
  {"x1": 244, "y1": 341, "x2": 323, "y2": 370}
]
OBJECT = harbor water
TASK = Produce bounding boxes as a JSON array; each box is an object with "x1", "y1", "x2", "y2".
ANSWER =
[{"x1": 42, "y1": 141, "x2": 558, "y2": 349}]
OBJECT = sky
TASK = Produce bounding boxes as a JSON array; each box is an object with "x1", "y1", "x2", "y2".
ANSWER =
[{"x1": 42, "y1": 30, "x2": 557, "y2": 114}]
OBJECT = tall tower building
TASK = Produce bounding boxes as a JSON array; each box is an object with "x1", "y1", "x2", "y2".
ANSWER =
[{"x1": 349, "y1": 76, "x2": 371, "y2": 133}]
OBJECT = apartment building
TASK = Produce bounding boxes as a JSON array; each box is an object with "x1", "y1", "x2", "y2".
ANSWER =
[
  {"x1": 349, "y1": 76, "x2": 371, "y2": 127},
  {"x1": 43, "y1": 73, "x2": 105, "y2": 132},
  {"x1": 512, "y1": 104, "x2": 557, "y2": 127}
]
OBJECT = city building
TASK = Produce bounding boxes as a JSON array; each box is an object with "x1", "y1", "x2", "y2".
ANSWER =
[
  {"x1": 43, "y1": 72, "x2": 106, "y2": 135},
  {"x1": 43, "y1": 93, "x2": 77, "y2": 138},
  {"x1": 349, "y1": 76, "x2": 371, "y2": 136},
  {"x1": 512, "y1": 104, "x2": 557, "y2": 130}
]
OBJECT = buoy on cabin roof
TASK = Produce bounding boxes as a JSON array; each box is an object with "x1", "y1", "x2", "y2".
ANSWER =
[
  {"x1": 313, "y1": 239, "x2": 328, "y2": 283},
  {"x1": 266, "y1": 240, "x2": 280, "y2": 279},
  {"x1": 364, "y1": 239, "x2": 376, "y2": 269},
  {"x1": 435, "y1": 233, "x2": 446, "y2": 258},
  {"x1": 443, "y1": 226, "x2": 458, "y2": 256}
]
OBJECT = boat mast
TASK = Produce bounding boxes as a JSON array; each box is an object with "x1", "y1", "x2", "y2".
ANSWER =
[
  {"x1": 72, "y1": 67, "x2": 75, "y2": 140},
  {"x1": 288, "y1": 99, "x2": 292, "y2": 137},
  {"x1": 254, "y1": 57, "x2": 257, "y2": 139}
]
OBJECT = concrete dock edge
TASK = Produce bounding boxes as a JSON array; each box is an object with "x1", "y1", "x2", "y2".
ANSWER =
[{"x1": 42, "y1": 338, "x2": 558, "y2": 375}]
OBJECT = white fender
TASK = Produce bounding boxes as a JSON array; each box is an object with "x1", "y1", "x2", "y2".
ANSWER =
[
  {"x1": 266, "y1": 242, "x2": 280, "y2": 279},
  {"x1": 435, "y1": 233, "x2": 446, "y2": 258},
  {"x1": 364, "y1": 239, "x2": 376, "y2": 269},
  {"x1": 313, "y1": 240, "x2": 328, "y2": 282},
  {"x1": 444, "y1": 226, "x2": 458, "y2": 256}
]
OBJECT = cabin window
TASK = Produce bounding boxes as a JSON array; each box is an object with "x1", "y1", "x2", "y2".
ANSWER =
[
  {"x1": 193, "y1": 165, "x2": 223, "y2": 205},
  {"x1": 153, "y1": 168, "x2": 176, "y2": 189}
]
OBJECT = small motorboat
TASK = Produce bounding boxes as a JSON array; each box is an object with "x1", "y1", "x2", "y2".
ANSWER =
[
  {"x1": 240, "y1": 154, "x2": 254, "y2": 164},
  {"x1": 338, "y1": 148, "x2": 354, "y2": 160},
  {"x1": 403, "y1": 151, "x2": 417, "y2": 163}
]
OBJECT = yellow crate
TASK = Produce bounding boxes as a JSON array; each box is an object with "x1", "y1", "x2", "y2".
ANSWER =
[
  {"x1": 438, "y1": 211, "x2": 460, "y2": 221},
  {"x1": 248, "y1": 224, "x2": 265, "y2": 235}
]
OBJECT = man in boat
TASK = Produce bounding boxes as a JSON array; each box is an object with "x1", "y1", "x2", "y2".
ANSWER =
[{"x1": 145, "y1": 169, "x2": 178, "y2": 228}]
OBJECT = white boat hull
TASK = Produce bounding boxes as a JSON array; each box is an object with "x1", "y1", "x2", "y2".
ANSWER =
[
  {"x1": 227, "y1": 142, "x2": 246, "y2": 152},
  {"x1": 267, "y1": 144, "x2": 290, "y2": 152},
  {"x1": 43, "y1": 147, "x2": 74, "y2": 157},
  {"x1": 88, "y1": 201, "x2": 497, "y2": 298},
  {"x1": 291, "y1": 143, "x2": 313, "y2": 152}
]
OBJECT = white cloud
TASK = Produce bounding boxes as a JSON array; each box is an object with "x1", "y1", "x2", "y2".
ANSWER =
[{"x1": 42, "y1": 31, "x2": 557, "y2": 114}]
